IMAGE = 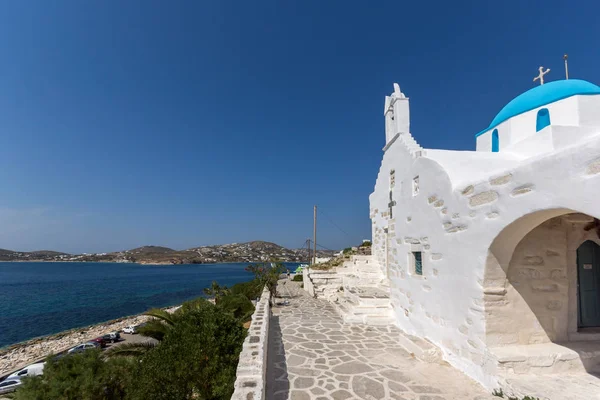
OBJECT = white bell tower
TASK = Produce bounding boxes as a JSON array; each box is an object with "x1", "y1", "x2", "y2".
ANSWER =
[{"x1": 384, "y1": 83, "x2": 410, "y2": 145}]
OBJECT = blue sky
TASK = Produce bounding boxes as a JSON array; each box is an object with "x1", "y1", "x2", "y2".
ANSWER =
[{"x1": 0, "y1": 1, "x2": 598, "y2": 253}]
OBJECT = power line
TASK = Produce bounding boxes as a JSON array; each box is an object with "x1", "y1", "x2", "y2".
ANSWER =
[{"x1": 318, "y1": 209, "x2": 354, "y2": 241}]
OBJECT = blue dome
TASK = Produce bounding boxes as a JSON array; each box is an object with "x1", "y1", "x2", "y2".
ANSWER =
[{"x1": 476, "y1": 79, "x2": 600, "y2": 137}]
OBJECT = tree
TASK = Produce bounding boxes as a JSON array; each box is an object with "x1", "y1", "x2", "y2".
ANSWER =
[
  {"x1": 203, "y1": 281, "x2": 230, "y2": 303},
  {"x1": 245, "y1": 261, "x2": 285, "y2": 297},
  {"x1": 127, "y1": 301, "x2": 246, "y2": 400}
]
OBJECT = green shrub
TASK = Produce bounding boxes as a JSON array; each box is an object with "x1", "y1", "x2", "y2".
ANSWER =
[
  {"x1": 342, "y1": 247, "x2": 353, "y2": 254},
  {"x1": 292, "y1": 274, "x2": 303, "y2": 282},
  {"x1": 230, "y1": 279, "x2": 263, "y2": 300},
  {"x1": 217, "y1": 293, "x2": 255, "y2": 321},
  {"x1": 128, "y1": 302, "x2": 246, "y2": 400},
  {"x1": 15, "y1": 350, "x2": 135, "y2": 400}
]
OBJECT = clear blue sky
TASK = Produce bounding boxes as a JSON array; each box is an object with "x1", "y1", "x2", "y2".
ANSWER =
[{"x1": 0, "y1": 1, "x2": 598, "y2": 253}]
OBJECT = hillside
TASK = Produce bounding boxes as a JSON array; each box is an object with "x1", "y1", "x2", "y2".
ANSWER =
[{"x1": 0, "y1": 241, "x2": 337, "y2": 265}]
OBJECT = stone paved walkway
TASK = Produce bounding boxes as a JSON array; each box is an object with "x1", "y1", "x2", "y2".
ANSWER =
[{"x1": 266, "y1": 280, "x2": 495, "y2": 400}]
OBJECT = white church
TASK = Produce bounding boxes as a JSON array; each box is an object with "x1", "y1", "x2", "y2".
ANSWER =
[{"x1": 310, "y1": 71, "x2": 600, "y2": 395}]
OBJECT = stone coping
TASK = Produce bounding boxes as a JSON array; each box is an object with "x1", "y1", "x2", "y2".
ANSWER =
[{"x1": 231, "y1": 286, "x2": 270, "y2": 400}]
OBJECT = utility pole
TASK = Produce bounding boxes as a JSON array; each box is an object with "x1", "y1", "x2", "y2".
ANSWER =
[{"x1": 313, "y1": 205, "x2": 317, "y2": 264}]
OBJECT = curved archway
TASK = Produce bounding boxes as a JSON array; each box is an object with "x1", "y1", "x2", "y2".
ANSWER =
[{"x1": 484, "y1": 209, "x2": 600, "y2": 347}]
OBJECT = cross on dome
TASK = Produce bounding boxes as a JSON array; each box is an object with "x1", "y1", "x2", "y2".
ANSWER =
[{"x1": 533, "y1": 66, "x2": 551, "y2": 85}]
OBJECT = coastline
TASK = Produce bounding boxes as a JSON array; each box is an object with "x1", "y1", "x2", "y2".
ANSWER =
[{"x1": 0, "y1": 305, "x2": 180, "y2": 377}]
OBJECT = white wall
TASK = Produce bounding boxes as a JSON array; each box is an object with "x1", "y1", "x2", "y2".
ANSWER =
[
  {"x1": 370, "y1": 130, "x2": 600, "y2": 388},
  {"x1": 475, "y1": 95, "x2": 594, "y2": 154}
]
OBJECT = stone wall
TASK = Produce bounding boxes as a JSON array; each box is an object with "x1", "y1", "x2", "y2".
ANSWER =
[
  {"x1": 302, "y1": 268, "x2": 342, "y2": 301},
  {"x1": 231, "y1": 286, "x2": 270, "y2": 400}
]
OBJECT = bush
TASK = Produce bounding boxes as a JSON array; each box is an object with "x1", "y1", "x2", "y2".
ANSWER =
[
  {"x1": 292, "y1": 274, "x2": 303, "y2": 282},
  {"x1": 360, "y1": 241, "x2": 372, "y2": 247},
  {"x1": 128, "y1": 301, "x2": 246, "y2": 400},
  {"x1": 217, "y1": 293, "x2": 255, "y2": 321},
  {"x1": 245, "y1": 261, "x2": 285, "y2": 297},
  {"x1": 230, "y1": 279, "x2": 263, "y2": 301},
  {"x1": 342, "y1": 247, "x2": 353, "y2": 254},
  {"x1": 15, "y1": 350, "x2": 135, "y2": 400}
]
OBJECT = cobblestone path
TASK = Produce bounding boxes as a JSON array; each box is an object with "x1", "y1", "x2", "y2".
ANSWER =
[{"x1": 266, "y1": 280, "x2": 495, "y2": 400}]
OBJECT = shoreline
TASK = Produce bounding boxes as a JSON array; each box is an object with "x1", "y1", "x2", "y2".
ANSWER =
[
  {"x1": 0, "y1": 260, "x2": 289, "y2": 265},
  {"x1": 0, "y1": 305, "x2": 180, "y2": 377}
]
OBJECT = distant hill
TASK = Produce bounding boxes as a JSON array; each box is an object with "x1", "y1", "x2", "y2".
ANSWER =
[
  {"x1": 0, "y1": 249, "x2": 70, "y2": 261},
  {"x1": 0, "y1": 241, "x2": 339, "y2": 265},
  {"x1": 123, "y1": 246, "x2": 176, "y2": 255},
  {"x1": 29, "y1": 250, "x2": 70, "y2": 256}
]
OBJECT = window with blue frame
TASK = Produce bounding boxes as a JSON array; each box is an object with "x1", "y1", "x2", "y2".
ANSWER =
[
  {"x1": 491, "y1": 129, "x2": 499, "y2": 152},
  {"x1": 536, "y1": 108, "x2": 551, "y2": 132},
  {"x1": 413, "y1": 251, "x2": 422, "y2": 275}
]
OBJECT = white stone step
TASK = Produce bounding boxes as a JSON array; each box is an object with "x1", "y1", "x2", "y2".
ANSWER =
[
  {"x1": 363, "y1": 314, "x2": 396, "y2": 325},
  {"x1": 489, "y1": 342, "x2": 590, "y2": 376},
  {"x1": 395, "y1": 332, "x2": 443, "y2": 363}
]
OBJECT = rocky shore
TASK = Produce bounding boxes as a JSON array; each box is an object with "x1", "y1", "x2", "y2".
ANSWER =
[{"x1": 0, "y1": 306, "x2": 179, "y2": 377}]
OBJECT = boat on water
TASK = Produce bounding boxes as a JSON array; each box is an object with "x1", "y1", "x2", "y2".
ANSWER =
[{"x1": 294, "y1": 264, "x2": 308, "y2": 274}]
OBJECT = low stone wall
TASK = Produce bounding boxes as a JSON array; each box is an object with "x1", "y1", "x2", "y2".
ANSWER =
[
  {"x1": 303, "y1": 268, "x2": 342, "y2": 301},
  {"x1": 302, "y1": 267, "x2": 315, "y2": 297},
  {"x1": 231, "y1": 286, "x2": 270, "y2": 400}
]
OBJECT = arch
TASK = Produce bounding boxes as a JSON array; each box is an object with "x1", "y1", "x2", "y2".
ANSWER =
[
  {"x1": 484, "y1": 208, "x2": 600, "y2": 347},
  {"x1": 536, "y1": 108, "x2": 551, "y2": 132},
  {"x1": 491, "y1": 129, "x2": 499, "y2": 152}
]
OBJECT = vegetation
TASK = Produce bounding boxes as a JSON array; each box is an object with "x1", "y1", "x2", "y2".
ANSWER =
[
  {"x1": 360, "y1": 240, "x2": 372, "y2": 247},
  {"x1": 342, "y1": 247, "x2": 353, "y2": 254},
  {"x1": 292, "y1": 274, "x2": 303, "y2": 282},
  {"x1": 244, "y1": 261, "x2": 285, "y2": 297},
  {"x1": 492, "y1": 388, "x2": 540, "y2": 400},
  {"x1": 229, "y1": 279, "x2": 263, "y2": 301},
  {"x1": 14, "y1": 350, "x2": 135, "y2": 400},
  {"x1": 127, "y1": 301, "x2": 245, "y2": 400},
  {"x1": 14, "y1": 270, "x2": 270, "y2": 400}
]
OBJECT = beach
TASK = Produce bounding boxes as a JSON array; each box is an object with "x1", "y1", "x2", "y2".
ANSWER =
[{"x1": 0, "y1": 306, "x2": 178, "y2": 377}]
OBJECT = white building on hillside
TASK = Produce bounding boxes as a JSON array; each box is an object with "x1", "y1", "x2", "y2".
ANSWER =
[{"x1": 368, "y1": 78, "x2": 600, "y2": 390}]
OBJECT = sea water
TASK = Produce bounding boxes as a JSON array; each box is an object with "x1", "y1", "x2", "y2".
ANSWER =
[{"x1": 0, "y1": 261, "x2": 294, "y2": 348}]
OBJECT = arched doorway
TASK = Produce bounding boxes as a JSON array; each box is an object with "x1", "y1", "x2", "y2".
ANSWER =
[
  {"x1": 485, "y1": 210, "x2": 600, "y2": 346},
  {"x1": 577, "y1": 240, "x2": 600, "y2": 328}
]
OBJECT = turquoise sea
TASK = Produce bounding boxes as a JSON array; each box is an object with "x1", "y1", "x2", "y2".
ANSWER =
[{"x1": 0, "y1": 261, "x2": 295, "y2": 348}]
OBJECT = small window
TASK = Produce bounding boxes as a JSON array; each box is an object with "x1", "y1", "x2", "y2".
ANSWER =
[
  {"x1": 491, "y1": 129, "x2": 499, "y2": 152},
  {"x1": 18, "y1": 370, "x2": 27, "y2": 376},
  {"x1": 413, "y1": 251, "x2": 423, "y2": 275},
  {"x1": 412, "y1": 176, "x2": 419, "y2": 196},
  {"x1": 536, "y1": 108, "x2": 551, "y2": 132}
]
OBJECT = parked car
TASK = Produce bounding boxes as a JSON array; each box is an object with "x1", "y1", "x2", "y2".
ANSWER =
[
  {"x1": 101, "y1": 331, "x2": 121, "y2": 343},
  {"x1": 0, "y1": 378, "x2": 22, "y2": 395},
  {"x1": 6, "y1": 362, "x2": 45, "y2": 380},
  {"x1": 90, "y1": 337, "x2": 107, "y2": 348},
  {"x1": 123, "y1": 325, "x2": 137, "y2": 334},
  {"x1": 67, "y1": 342, "x2": 100, "y2": 354}
]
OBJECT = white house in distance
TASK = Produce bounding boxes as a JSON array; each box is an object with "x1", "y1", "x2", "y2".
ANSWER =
[{"x1": 367, "y1": 78, "x2": 600, "y2": 392}]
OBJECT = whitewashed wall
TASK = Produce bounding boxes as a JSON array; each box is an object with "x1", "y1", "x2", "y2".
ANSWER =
[
  {"x1": 370, "y1": 127, "x2": 600, "y2": 388},
  {"x1": 475, "y1": 95, "x2": 600, "y2": 154},
  {"x1": 232, "y1": 287, "x2": 270, "y2": 400}
]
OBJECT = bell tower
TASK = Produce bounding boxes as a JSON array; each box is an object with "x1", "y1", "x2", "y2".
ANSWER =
[{"x1": 383, "y1": 83, "x2": 410, "y2": 145}]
